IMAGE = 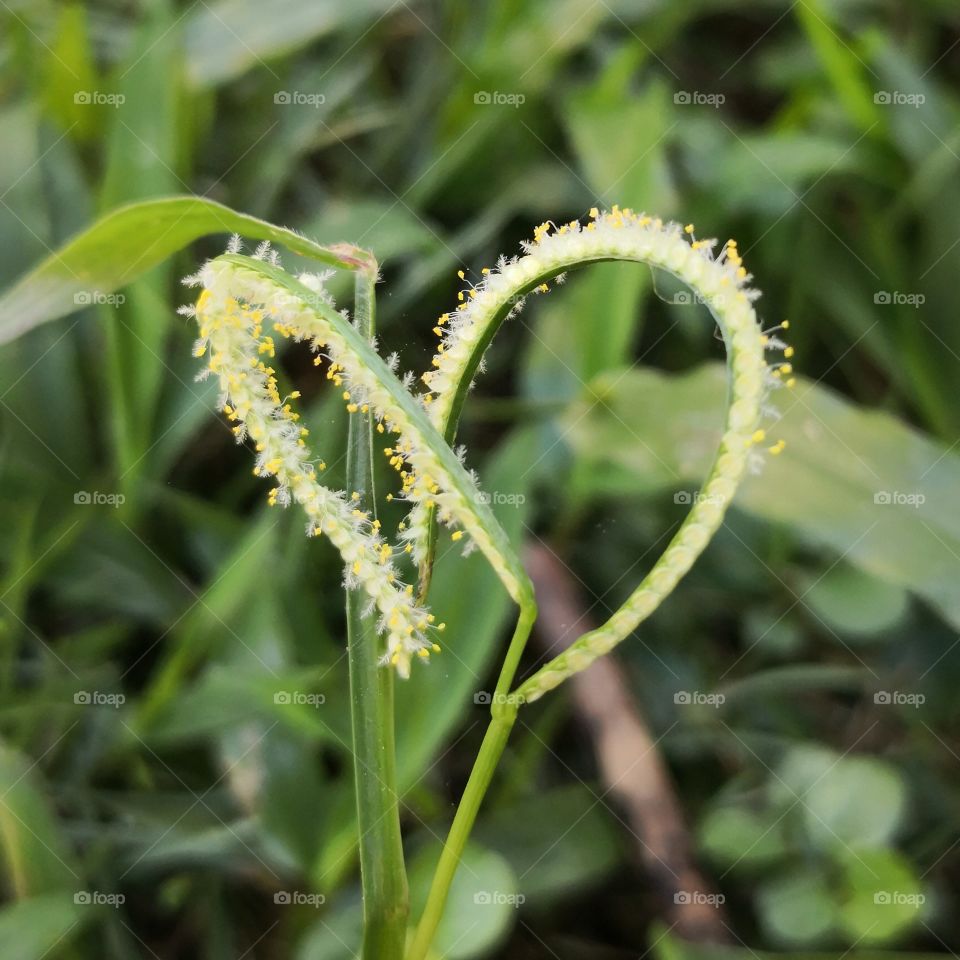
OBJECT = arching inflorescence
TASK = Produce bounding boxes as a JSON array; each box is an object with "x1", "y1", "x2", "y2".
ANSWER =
[
  {"x1": 409, "y1": 207, "x2": 793, "y2": 699},
  {"x1": 182, "y1": 243, "x2": 529, "y2": 677},
  {"x1": 183, "y1": 253, "x2": 445, "y2": 678},
  {"x1": 183, "y1": 208, "x2": 792, "y2": 692}
]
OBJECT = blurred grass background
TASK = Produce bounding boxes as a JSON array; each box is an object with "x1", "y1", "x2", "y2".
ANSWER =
[{"x1": 1, "y1": 0, "x2": 959, "y2": 957}]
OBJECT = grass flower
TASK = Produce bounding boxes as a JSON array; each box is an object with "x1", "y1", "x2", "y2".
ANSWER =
[
  {"x1": 186, "y1": 251, "x2": 531, "y2": 613},
  {"x1": 410, "y1": 208, "x2": 792, "y2": 698},
  {"x1": 184, "y1": 253, "x2": 441, "y2": 678}
]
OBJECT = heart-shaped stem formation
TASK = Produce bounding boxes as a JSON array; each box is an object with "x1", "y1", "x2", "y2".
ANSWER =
[
  {"x1": 407, "y1": 209, "x2": 791, "y2": 959},
  {"x1": 184, "y1": 210, "x2": 792, "y2": 960}
]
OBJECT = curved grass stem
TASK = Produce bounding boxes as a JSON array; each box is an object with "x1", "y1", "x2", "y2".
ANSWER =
[{"x1": 406, "y1": 601, "x2": 536, "y2": 960}]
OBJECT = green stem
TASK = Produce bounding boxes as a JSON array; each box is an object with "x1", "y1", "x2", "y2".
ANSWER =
[
  {"x1": 347, "y1": 265, "x2": 409, "y2": 960},
  {"x1": 407, "y1": 601, "x2": 536, "y2": 960}
]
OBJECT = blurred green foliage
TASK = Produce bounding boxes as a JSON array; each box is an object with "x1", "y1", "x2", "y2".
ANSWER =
[{"x1": 0, "y1": 0, "x2": 958, "y2": 957}]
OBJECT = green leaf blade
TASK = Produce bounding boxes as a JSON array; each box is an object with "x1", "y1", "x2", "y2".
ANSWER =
[{"x1": 0, "y1": 196, "x2": 373, "y2": 345}]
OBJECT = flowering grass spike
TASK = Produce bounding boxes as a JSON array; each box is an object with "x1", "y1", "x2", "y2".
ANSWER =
[
  {"x1": 184, "y1": 251, "x2": 442, "y2": 677},
  {"x1": 412, "y1": 207, "x2": 791, "y2": 698}
]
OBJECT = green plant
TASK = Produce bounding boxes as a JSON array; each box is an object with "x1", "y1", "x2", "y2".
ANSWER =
[
  {"x1": 3, "y1": 198, "x2": 793, "y2": 958},
  {"x1": 5, "y1": 3, "x2": 960, "y2": 957}
]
